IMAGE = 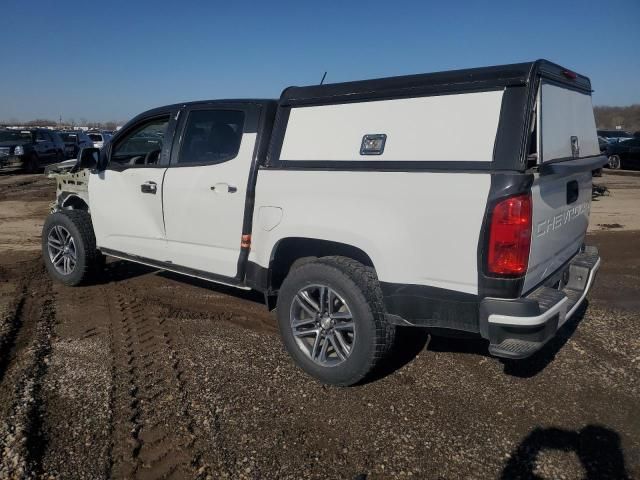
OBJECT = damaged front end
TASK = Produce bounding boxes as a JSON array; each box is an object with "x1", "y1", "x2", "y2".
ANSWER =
[{"x1": 45, "y1": 159, "x2": 91, "y2": 212}]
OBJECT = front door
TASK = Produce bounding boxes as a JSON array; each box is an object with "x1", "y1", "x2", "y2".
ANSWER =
[
  {"x1": 89, "y1": 113, "x2": 176, "y2": 261},
  {"x1": 162, "y1": 105, "x2": 260, "y2": 278}
]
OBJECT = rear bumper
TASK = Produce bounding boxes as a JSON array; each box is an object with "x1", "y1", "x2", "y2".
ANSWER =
[{"x1": 479, "y1": 246, "x2": 600, "y2": 359}]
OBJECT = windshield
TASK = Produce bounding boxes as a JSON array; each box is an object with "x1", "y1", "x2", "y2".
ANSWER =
[
  {"x1": 59, "y1": 133, "x2": 79, "y2": 143},
  {"x1": 0, "y1": 130, "x2": 32, "y2": 144},
  {"x1": 88, "y1": 134, "x2": 102, "y2": 141}
]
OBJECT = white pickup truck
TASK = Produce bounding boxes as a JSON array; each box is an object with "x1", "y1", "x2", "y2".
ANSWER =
[{"x1": 42, "y1": 60, "x2": 605, "y2": 386}]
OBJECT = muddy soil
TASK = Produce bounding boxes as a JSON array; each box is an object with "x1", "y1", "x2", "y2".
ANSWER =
[{"x1": 0, "y1": 171, "x2": 638, "y2": 479}]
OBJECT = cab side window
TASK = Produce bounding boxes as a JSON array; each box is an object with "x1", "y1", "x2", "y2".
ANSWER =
[
  {"x1": 177, "y1": 110, "x2": 244, "y2": 166},
  {"x1": 111, "y1": 116, "x2": 169, "y2": 167}
]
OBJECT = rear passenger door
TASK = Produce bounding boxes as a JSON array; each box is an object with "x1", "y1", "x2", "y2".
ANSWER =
[{"x1": 162, "y1": 104, "x2": 260, "y2": 279}]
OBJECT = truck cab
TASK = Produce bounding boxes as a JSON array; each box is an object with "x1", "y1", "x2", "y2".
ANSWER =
[{"x1": 43, "y1": 60, "x2": 605, "y2": 386}]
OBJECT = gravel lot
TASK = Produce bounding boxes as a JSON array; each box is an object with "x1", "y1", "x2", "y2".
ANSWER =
[{"x1": 0, "y1": 170, "x2": 638, "y2": 479}]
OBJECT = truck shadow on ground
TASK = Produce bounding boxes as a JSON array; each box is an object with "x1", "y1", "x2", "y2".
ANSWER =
[
  {"x1": 501, "y1": 425, "x2": 630, "y2": 480},
  {"x1": 426, "y1": 301, "x2": 591, "y2": 379}
]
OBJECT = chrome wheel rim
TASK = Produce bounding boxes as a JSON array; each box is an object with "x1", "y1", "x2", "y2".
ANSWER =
[
  {"x1": 608, "y1": 155, "x2": 621, "y2": 169},
  {"x1": 47, "y1": 225, "x2": 77, "y2": 275},
  {"x1": 290, "y1": 284, "x2": 355, "y2": 367}
]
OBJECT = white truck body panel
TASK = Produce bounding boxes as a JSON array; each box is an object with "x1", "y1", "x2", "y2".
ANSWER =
[
  {"x1": 280, "y1": 90, "x2": 504, "y2": 162},
  {"x1": 250, "y1": 170, "x2": 490, "y2": 294}
]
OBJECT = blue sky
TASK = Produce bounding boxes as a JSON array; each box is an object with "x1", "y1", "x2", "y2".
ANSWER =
[{"x1": 1, "y1": 0, "x2": 638, "y2": 123}]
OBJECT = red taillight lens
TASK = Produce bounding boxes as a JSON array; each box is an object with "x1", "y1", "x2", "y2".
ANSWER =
[{"x1": 487, "y1": 193, "x2": 532, "y2": 277}]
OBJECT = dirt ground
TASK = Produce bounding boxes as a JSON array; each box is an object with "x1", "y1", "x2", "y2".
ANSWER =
[{"x1": 0, "y1": 170, "x2": 638, "y2": 480}]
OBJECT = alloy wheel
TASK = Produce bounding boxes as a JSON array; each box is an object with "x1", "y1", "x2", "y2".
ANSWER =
[
  {"x1": 608, "y1": 155, "x2": 621, "y2": 169},
  {"x1": 289, "y1": 284, "x2": 355, "y2": 367},
  {"x1": 47, "y1": 225, "x2": 77, "y2": 275}
]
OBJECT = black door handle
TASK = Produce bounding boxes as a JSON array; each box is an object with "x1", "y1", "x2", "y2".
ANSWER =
[
  {"x1": 566, "y1": 180, "x2": 579, "y2": 204},
  {"x1": 210, "y1": 184, "x2": 237, "y2": 193},
  {"x1": 141, "y1": 181, "x2": 157, "y2": 194}
]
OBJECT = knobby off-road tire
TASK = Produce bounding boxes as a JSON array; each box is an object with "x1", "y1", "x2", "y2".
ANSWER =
[
  {"x1": 277, "y1": 256, "x2": 396, "y2": 386},
  {"x1": 42, "y1": 210, "x2": 103, "y2": 286}
]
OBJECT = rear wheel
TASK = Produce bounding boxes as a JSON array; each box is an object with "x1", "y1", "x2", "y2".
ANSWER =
[
  {"x1": 277, "y1": 256, "x2": 395, "y2": 386},
  {"x1": 42, "y1": 210, "x2": 103, "y2": 286},
  {"x1": 608, "y1": 155, "x2": 621, "y2": 169}
]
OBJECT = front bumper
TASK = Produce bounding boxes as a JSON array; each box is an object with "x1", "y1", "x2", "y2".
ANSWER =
[
  {"x1": 480, "y1": 246, "x2": 600, "y2": 359},
  {"x1": 0, "y1": 155, "x2": 25, "y2": 169}
]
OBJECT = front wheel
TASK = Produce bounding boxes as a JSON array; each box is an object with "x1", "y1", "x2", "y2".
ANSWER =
[
  {"x1": 42, "y1": 210, "x2": 103, "y2": 286},
  {"x1": 276, "y1": 256, "x2": 395, "y2": 386},
  {"x1": 608, "y1": 155, "x2": 621, "y2": 169}
]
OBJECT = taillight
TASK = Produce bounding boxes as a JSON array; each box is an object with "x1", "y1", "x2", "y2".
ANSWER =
[{"x1": 487, "y1": 193, "x2": 532, "y2": 277}]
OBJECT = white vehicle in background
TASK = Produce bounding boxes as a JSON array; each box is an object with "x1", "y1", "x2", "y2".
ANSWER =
[
  {"x1": 42, "y1": 60, "x2": 605, "y2": 386},
  {"x1": 87, "y1": 131, "x2": 112, "y2": 149}
]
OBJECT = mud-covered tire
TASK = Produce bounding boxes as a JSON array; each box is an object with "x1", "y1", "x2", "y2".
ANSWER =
[
  {"x1": 42, "y1": 210, "x2": 103, "y2": 286},
  {"x1": 277, "y1": 256, "x2": 396, "y2": 386}
]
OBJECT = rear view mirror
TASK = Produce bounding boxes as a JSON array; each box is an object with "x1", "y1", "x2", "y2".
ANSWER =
[{"x1": 73, "y1": 147, "x2": 100, "y2": 172}]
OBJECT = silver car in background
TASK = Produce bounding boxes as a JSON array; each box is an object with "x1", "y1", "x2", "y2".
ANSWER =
[{"x1": 88, "y1": 131, "x2": 112, "y2": 149}]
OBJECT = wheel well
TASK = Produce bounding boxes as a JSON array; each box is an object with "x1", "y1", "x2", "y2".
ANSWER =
[
  {"x1": 269, "y1": 237, "x2": 375, "y2": 291},
  {"x1": 60, "y1": 194, "x2": 89, "y2": 211}
]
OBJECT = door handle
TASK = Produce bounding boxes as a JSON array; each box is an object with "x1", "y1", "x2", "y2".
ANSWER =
[
  {"x1": 210, "y1": 183, "x2": 237, "y2": 193},
  {"x1": 566, "y1": 180, "x2": 579, "y2": 204},
  {"x1": 141, "y1": 181, "x2": 157, "y2": 194}
]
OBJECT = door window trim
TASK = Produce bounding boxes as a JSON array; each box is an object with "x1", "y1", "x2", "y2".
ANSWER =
[
  {"x1": 169, "y1": 104, "x2": 258, "y2": 169},
  {"x1": 106, "y1": 112, "x2": 177, "y2": 171}
]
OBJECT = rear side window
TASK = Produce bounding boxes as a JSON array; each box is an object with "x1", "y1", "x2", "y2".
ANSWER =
[
  {"x1": 177, "y1": 110, "x2": 245, "y2": 165},
  {"x1": 538, "y1": 83, "x2": 599, "y2": 162}
]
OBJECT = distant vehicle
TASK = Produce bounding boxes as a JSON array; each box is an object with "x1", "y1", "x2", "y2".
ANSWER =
[
  {"x1": 597, "y1": 136, "x2": 609, "y2": 151},
  {"x1": 0, "y1": 128, "x2": 65, "y2": 172},
  {"x1": 597, "y1": 129, "x2": 633, "y2": 143},
  {"x1": 87, "y1": 131, "x2": 112, "y2": 149},
  {"x1": 606, "y1": 137, "x2": 640, "y2": 170},
  {"x1": 58, "y1": 131, "x2": 94, "y2": 159}
]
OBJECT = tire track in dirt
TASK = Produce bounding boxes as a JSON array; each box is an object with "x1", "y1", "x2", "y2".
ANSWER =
[
  {"x1": 107, "y1": 288, "x2": 208, "y2": 479},
  {"x1": 0, "y1": 261, "x2": 56, "y2": 479}
]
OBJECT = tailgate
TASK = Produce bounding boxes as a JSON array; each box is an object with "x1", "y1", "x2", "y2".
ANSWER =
[
  {"x1": 523, "y1": 170, "x2": 592, "y2": 293},
  {"x1": 522, "y1": 81, "x2": 602, "y2": 294}
]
